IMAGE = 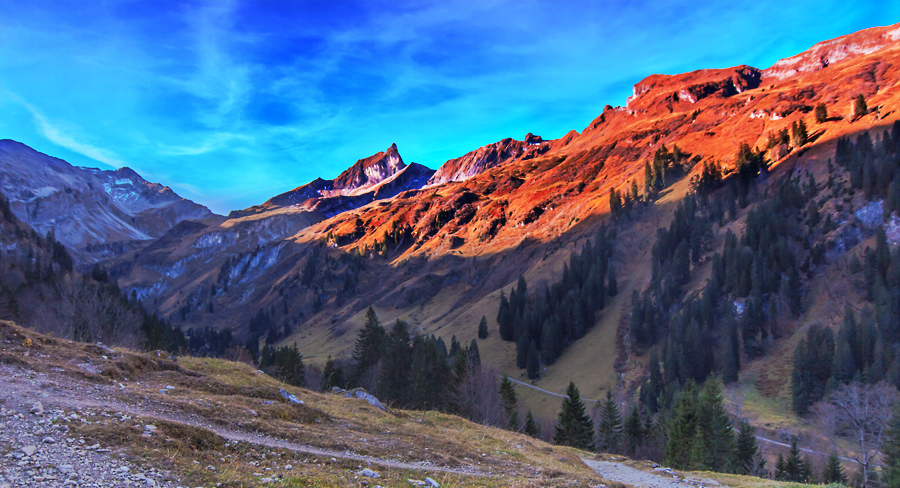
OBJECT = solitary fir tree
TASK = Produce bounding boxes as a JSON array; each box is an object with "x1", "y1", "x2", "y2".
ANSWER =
[
  {"x1": 815, "y1": 103, "x2": 828, "y2": 123},
  {"x1": 821, "y1": 451, "x2": 845, "y2": 485},
  {"x1": 854, "y1": 94, "x2": 868, "y2": 119},
  {"x1": 498, "y1": 376, "x2": 519, "y2": 431},
  {"x1": 477, "y1": 315, "x2": 489, "y2": 339},
  {"x1": 524, "y1": 410, "x2": 542, "y2": 439},
  {"x1": 554, "y1": 382, "x2": 594, "y2": 450},
  {"x1": 597, "y1": 390, "x2": 622, "y2": 453}
]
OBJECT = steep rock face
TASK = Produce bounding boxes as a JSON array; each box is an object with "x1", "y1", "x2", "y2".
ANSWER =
[
  {"x1": 328, "y1": 143, "x2": 406, "y2": 196},
  {"x1": 626, "y1": 66, "x2": 762, "y2": 113},
  {"x1": 764, "y1": 23, "x2": 900, "y2": 81},
  {"x1": 428, "y1": 137, "x2": 537, "y2": 186},
  {"x1": 265, "y1": 144, "x2": 406, "y2": 208},
  {"x1": 0, "y1": 140, "x2": 214, "y2": 263},
  {"x1": 237, "y1": 144, "x2": 433, "y2": 219}
]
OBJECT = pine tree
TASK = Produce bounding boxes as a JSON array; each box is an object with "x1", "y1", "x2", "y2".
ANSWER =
[
  {"x1": 774, "y1": 453, "x2": 786, "y2": 480},
  {"x1": 854, "y1": 94, "x2": 868, "y2": 119},
  {"x1": 498, "y1": 376, "x2": 519, "y2": 431},
  {"x1": 554, "y1": 382, "x2": 594, "y2": 450},
  {"x1": 609, "y1": 187, "x2": 622, "y2": 216},
  {"x1": 779, "y1": 436, "x2": 807, "y2": 482},
  {"x1": 822, "y1": 451, "x2": 845, "y2": 485},
  {"x1": 498, "y1": 291, "x2": 513, "y2": 341},
  {"x1": 792, "y1": 338, "x2": 811, "y2": 415},
  {"x1": 353, "y1": 307, "x2": 385, "y2": 380},
  {"x1": 623, "y1": 404, "x2": 644, "y2": 457},
  {"x1": 322, "y1": 355, "x2": 344, "y2": 391},
  {"x1": 378, "y1": 319, "x2": 411, "y2": 406},
  {"x1": 791, "y1": 119, "x2": 809, "y2": 147},
  {"x1": 688, "y1": 424, "x2": 709, "y2": 470},
  {"x1": 524, "y1": 410, "x2": 541, "y2": 439},
  {"x1": 526, "y1": 341, "x2": 540, "y2": 379},
  {"x1": 477, "y1": 315, "x2": 489, "y2": 339},
  {"x1": 665, "y1": 381, "x2": 699, "y2": 469},
  {"x1": 735, "y1": 420, "x2": 758, "y2": 475},
  {"x1": 516, "y1": 333, "x2": 528, "y2": 369},
  {"x1": 698, "y1": 378, "x2": 735, "y2": 472},
  {"x1": 815, "y1": 103, "x2": 828, "y2": 123},
  {"x1": 597, "y1": 390, "x2": 623, "y2": 453},
  {"x1": 468, "y1": 339, "x2": 481, "y2": 366},
  {"x1": 883, "y1": 403, "x2": 900, "y2": 488}
]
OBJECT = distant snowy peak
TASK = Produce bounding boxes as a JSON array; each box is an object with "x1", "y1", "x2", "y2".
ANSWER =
[{"x1": 0, "y1": 139, "x2": 215, "y2": 263}]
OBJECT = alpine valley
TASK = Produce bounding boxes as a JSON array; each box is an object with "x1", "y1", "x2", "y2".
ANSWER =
[{"x1": 2, "y1": 21, "x2": 900, "y2": 488}]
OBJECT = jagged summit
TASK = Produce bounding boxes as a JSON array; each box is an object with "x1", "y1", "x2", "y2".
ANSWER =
[
  {"x1": 329, "y1": 142, "x2": 405, "y2": 195},
  {"x1": 233, "y1": 144, "x2": 434, "y2": 219}
]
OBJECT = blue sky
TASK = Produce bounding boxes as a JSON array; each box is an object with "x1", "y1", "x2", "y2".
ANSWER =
[{"x1": 0, "y1": 1, "x2": 896, "y2": 214}]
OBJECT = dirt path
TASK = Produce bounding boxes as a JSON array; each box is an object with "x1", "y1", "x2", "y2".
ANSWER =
[
  {"x1": 581, "y1": 459, "x2": 723, "y2": 488},
  {"x1": 0, "y1": 363, "x2": 488, "y2": 478}
]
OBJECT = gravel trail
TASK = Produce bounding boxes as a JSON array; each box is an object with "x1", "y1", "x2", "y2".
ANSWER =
[
  {"x1": 582, "y1": 459, "x2": 724, "y2": 488},
  {"x1": 0, "y1": 363, "x2": 488, "y2": 483}
]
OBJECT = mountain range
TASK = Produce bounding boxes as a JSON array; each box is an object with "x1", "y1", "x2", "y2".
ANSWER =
[{"x1": 2, "y1": 22, "x2": 900, "y2": 421}]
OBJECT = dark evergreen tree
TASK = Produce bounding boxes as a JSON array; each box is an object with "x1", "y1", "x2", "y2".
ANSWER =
[
  {"x1": 666, "y1": 381, "x2": 699, "y2": 469},
  {"x1": 498, "y1": 376, "x2": 519, "y2": 431},
  {"x1": 409, "y1": 335, "x2": 450, "y2": 411},
  {"x1": 378, "y1": 319, "x2": 412, "y2": 406},
  {"x1": 321, "y1": 355, "x2": 345, "y2": 390},
  {"x1": 554, "y1": 382, "x2": 594, "y2": 450},
  {"x1": 855, "y1": 94, "x2": 868, "y2": 119},
  {"x1": 526, "y1": 340, "x2": 540, "y2": 379},
  {"x1": 623, "y1": 404, "x2": 644, "y2": 457},
  {"x1": 259, "y1": 344, "x2": 305, "y2": 387},
  {"x1": 498, "y1": 290, "x2": 513, "y2": 340},
  {"x1": 352, "y1": 307, "x2": 385, "y2": 380},
  {"x1": 776, "y1": 436, "x2": 809, "y2": 483},
  {"x1": 884, "y1": 403, "x2": 900, "y2": 488},
  {"x1": 468, "y1": 339, "x2": 481, "y2": 366},
  {"x1": 815, "y1": 103, "x2": 828, "y2": 123},
  {"x1": 597, "y1": 390, "x2": 623, "y2": 453},
  {"x1": 735, "y1": 420, "x2": 759, "y2": 475},
  {"x1": 524, "y1": 410, "x2": 541, "y2": 439},
  {"x1": 477, "y1": 315, "x2": 489, "y2": 339},
  {"x1": 609, "y1": 187, "x2": 622, "y2": 216},
  {"x1": 516, "y1": 333, "x2": 529, "y2": 369},
  {"x1": 791, "y1": 119, "x2": 809, "y2": 147},
  {"x1": 822, "y1": 451, "x2": 845, "y2": 485},
  {"x1": 697, "y1": 378, "x2": 735, "y2": 473}
]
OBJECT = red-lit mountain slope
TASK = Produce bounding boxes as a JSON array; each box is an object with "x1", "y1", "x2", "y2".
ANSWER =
[{"x1": 108, "y1": 23, "x2": 900, "y2": 397}]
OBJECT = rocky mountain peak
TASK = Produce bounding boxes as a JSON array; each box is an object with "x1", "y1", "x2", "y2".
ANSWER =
[
  {"x1": 330, "y1": 143, "x2": 406, "y2": 194},
  {"x1": 626, "y1": 65, "x2": 762, "y2": 113},
  {"x1": 764, "y1": 22, "x2": 900, "y2": 81}
]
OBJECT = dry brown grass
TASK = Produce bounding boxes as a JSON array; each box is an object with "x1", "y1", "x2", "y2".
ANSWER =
[{"x1": 0, "y1": 321, "x2": 619, "y2": 487}]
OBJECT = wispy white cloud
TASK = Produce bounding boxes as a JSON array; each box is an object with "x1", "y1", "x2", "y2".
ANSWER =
[
  {"x1": 157, "y1": 132, "x2": 252, "y2": 156},
  {"x1": 25, "y1": 103, "x2": 125, "y2": 169}
]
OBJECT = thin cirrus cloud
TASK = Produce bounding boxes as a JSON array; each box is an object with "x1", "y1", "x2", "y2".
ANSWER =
[{"x1": 0, "y1": 0, "x2": 897, "y2": 214}]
